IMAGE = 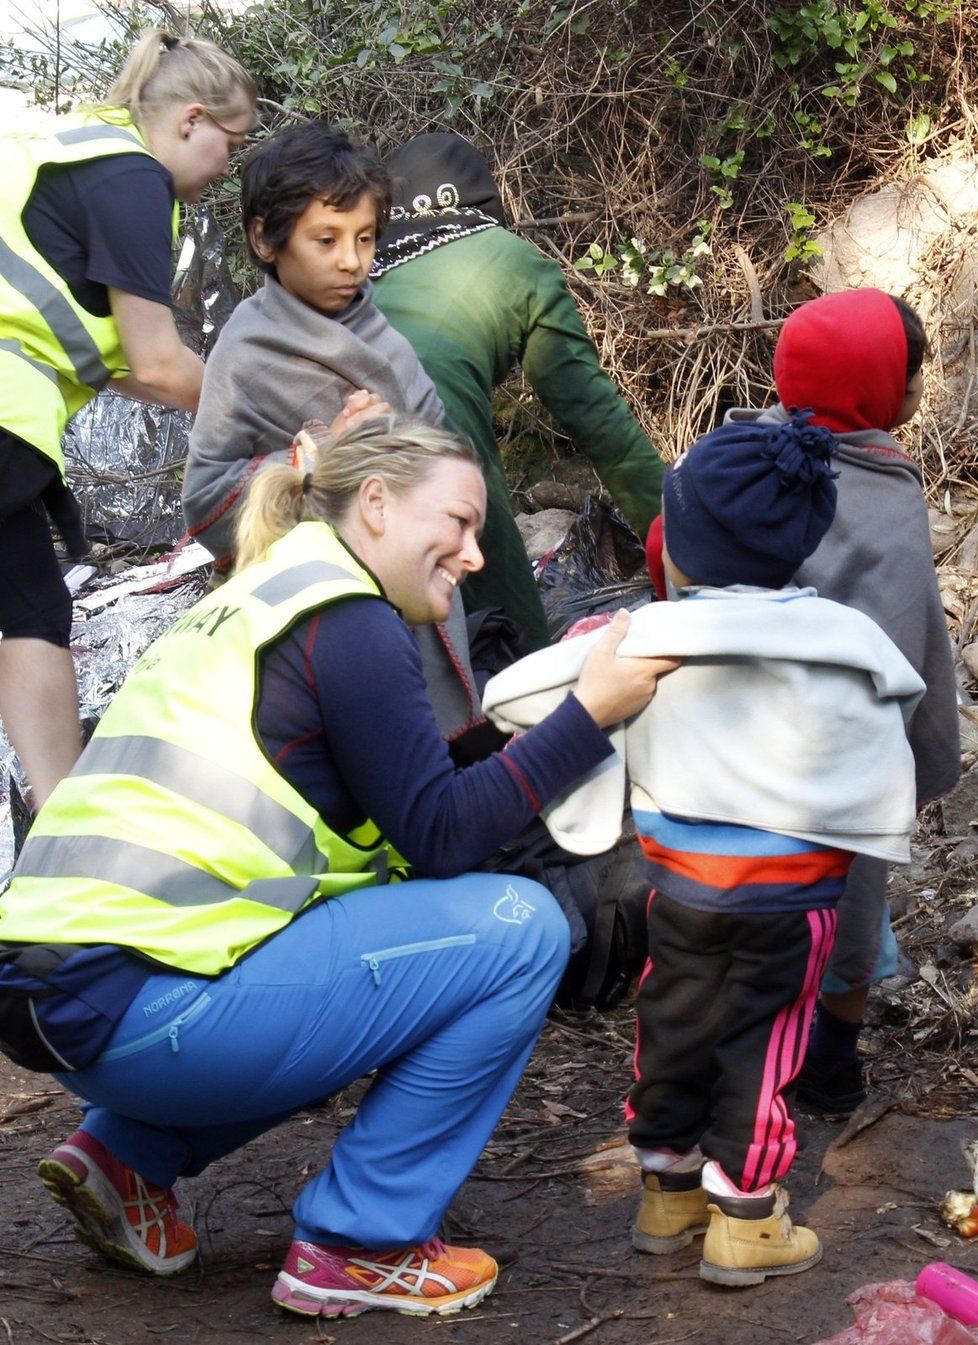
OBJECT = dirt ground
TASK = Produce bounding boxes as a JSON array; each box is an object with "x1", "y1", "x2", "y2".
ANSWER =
[
  {"x1": 2, "y1": 993, "x2": 977, "y2": 1345},
  {"x1": 2, "y1": 757, "x2": 977, "y2": 1345}
]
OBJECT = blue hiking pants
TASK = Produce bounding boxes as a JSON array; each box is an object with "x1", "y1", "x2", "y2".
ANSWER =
[{"x1": 59, "y1": 872, "x2": 568, "y2": 1247}]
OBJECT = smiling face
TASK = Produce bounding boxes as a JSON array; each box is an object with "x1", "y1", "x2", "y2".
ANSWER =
[
  {"x1": 353, "y1": 458, "x2": 487, "y2": 625},
  {"x1": 252, "y1": 191, "x2": 379, "y2": 315}
]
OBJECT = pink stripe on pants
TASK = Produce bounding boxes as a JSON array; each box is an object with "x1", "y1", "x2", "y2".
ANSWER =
[{"x1": 740, "y1": 907, "x2": 838, "y2": 1190}]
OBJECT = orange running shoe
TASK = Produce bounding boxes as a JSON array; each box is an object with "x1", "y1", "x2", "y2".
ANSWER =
[
  {"x1": 38, "y1": 1130, "x2": 197, "y2": 1275},
  {"x1": 272, "y1": 1236, "x2": 498, "y2": 1317}
]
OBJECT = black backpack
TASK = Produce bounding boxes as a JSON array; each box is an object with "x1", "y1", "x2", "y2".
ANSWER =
[{"x1": 483, "y1": 817, "x2": 651, "y2": 1010}]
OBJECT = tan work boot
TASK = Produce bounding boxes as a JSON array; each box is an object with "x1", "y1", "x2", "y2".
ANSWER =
[
  {"x1": 632, "y1": 1169, "x2": 709, "y2": 1254},
  {"x1": 699, "y1": 1186, "x2": 822, "y2": 1287}
]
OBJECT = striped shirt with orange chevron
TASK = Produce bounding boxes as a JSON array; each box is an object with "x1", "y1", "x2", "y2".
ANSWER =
[{"x1": 634, "y1": 809, "x2": 852, "y2": 913}]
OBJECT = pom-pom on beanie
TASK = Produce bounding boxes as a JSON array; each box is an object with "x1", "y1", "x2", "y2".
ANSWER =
[{"x1": 662, "y1": 411, "x2": 839, "y2": 589}]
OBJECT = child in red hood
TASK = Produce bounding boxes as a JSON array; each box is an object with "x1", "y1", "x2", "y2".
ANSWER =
[{"x1": 647, "y1": 288, "x2": 959, "y2": 1114}]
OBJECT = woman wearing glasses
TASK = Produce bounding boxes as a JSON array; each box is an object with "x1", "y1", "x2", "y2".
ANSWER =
[{"x1": 0, "y1": 30, "x2": 256, "y2": 812}]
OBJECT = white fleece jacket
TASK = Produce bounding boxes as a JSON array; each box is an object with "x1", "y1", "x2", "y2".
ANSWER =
[{"x1": 483, "y1": 587, "x2": 924, "y2": 861}]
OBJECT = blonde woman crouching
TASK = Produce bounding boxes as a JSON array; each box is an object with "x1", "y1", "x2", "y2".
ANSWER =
[{"x1": 1, "y1": 415, "x2": 675, "y2": 1321}]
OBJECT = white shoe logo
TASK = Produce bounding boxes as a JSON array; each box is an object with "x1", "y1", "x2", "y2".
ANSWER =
[{"x1": 492, "y1": 884, "x2": 536, "y2": 925}]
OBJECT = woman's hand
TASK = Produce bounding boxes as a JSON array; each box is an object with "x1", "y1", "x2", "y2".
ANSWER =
[{"x1": 573, "y1": 609, "x2": 679, "y2": 728}]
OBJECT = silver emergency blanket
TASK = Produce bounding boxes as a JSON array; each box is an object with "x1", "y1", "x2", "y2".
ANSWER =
[
  {"x1": 0, "y1": 555, "x2": 208, "y2": 874},
  {"x1": 62, "y1": 205, "x2": 237, "y2": 548}
]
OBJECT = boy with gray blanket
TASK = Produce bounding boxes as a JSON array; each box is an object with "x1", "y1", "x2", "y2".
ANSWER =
[
  {"x1": 183, "y1": 122, "x2": 444, "y2": 572},
  {"x1": 182, "y1": 123, "x2": 485, "y2": 740}
]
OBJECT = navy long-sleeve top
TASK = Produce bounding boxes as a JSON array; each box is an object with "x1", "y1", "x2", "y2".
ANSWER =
[
  {"x1": 4, "y1": 594, "x2": 613, "y2": 1061},
  {"x1": 257, "y1": 594, "x2": 610, "y2": 877}
]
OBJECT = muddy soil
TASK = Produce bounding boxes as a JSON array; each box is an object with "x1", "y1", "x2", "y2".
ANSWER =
[{"x1": 1, "y1": 999, "x2": 976, "y2": 1345}]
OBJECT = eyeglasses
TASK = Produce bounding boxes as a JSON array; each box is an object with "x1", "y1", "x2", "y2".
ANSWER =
[{"x1": 204, "y1": 109, "x2": 258, "y2": 145}]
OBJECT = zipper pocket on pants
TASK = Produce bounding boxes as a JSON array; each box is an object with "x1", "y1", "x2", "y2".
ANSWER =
[
  {"x1": 99, "y1": 991, "x2": 213, "y2": 1061},
  {"x1": 360, "y1": 935, "x2": 477, "y2": 986}
]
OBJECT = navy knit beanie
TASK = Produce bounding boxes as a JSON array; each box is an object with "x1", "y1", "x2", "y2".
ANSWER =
[{"x1": 662, "y1": 411, "x2": 839, "y2": 589}]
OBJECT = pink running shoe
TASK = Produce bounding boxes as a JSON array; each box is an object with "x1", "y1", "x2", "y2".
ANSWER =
[
  {"x1": 272, "y1": 1236, "x2": 498, "y2": 1317},
  {"x1": 38, "y1": 1130, "x2": 197, "y2": 1275}
]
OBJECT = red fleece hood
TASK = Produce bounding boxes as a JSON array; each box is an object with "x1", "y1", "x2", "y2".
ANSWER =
[{"x1": 773, "y1": 289, "x2": 907, "y2": 434}]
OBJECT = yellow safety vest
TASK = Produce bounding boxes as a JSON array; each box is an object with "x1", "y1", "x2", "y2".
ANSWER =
[
  {"x1": 0, "y1": 523, "x2": 407, "y2": 973},
  {"x1": 0, "y1": 107, "x2": 179, "y2": 478}
]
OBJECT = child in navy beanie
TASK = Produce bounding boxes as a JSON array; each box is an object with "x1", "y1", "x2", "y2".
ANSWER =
[
  {"x1": 661, "y1": 411, "x2": 838, "y2": 590},
  {"x1": 625, "y1": 410, "x2": 920, "y2": 1288},
  {"x1": 482, "y1": 407, "x2": 921, "y2": 1283}
]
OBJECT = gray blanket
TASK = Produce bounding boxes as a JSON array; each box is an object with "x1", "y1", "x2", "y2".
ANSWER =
[
  {"x1": 183, "y1": 276, "x2": 444, "y2": 564},
  {"x1": 181, "y1": 276, "x2": 481, "y2": 739},
  {"x1": 728, "y1": 405, "x2": 960, "y2": 806}
]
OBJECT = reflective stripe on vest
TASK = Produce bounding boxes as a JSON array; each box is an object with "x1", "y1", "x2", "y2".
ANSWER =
[
  {"x1": 0, "y1": 337, "x2": 59, "y2": 383},
  {"x1": 0, "y1": 233, "x2": 110, "y2": 390},
  {"x1": 54, "y1": 125, "x2": 145, "y2": 149},
  {"x1": 251, "y1": 560, "x2": 359, "y2": 607},
  {"x1": 68, "y1": 735, "x2": 329, "y2": 871},
  {"x1": 0, "y1": 523, "x2": 405, "y2": 974},
  {"x1": 17, "y1": 834, "x2": 319, "y2": 911}
]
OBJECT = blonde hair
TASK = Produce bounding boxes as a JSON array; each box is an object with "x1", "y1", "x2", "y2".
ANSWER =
[
  {"x1": 103, "y1": 29, "x2": 257, "y2": 127},
  {"x1": 234, "y1": 414, "x2": 480, "y2": 573}
]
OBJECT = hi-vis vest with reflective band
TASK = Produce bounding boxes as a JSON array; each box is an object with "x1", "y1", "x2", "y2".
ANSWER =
[
  {"x1": 0, "y1": 523, "x2": 407, "y2": 974},
  {"x1": 0, "y1": 108, "x2": 179, "y2": 479}
]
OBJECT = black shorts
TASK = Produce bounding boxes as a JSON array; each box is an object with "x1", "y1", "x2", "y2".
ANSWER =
[{"x1": 0, "y1": 498, "x2": 73, "y2": 647}]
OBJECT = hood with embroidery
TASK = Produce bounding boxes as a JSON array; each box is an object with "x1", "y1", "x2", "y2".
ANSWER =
[
  {"x1": 773, "y1": 288, "x2": 908, "y2": 434},
  {"x1": 373, "y1": 132, "x2": 505, "y2": 275}
]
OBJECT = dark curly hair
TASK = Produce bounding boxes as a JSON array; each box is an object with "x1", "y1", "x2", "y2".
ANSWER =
[{"x1": 241, "y1": 122, "x2": 391, "y2": 274}]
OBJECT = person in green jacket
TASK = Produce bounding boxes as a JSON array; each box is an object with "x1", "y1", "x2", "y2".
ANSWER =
[{"x1": 372, "y1": 132, "x2": 665, "y2": 650}]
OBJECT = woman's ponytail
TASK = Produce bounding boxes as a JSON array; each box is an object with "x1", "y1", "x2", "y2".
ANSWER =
[
  {"x1": 104, "y1": 29, "x2": 256, "y2": 127},
  {"x1": 233, "y1": 415, "x2": 478, "y2": 573}
]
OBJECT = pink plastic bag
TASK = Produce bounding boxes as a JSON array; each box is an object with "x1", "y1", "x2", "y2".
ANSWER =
[
  {"x1": 813, "y1": 1281, "x2": 978, "y2": 1345},
  {"x1": 563, "y1": 611, "x2": 615, "y2": 641}
]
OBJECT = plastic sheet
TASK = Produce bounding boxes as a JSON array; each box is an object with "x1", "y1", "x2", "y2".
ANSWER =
[
  {"x1": 72, "y1": 585, "x2": 207, "y2": 723},
  {"x1": 62, "y1": 206, "x2": 238, "y2": 549},
  {"x1": 813, "y1": 1281, "x2": 978, "y2": 1345},
  {"x1": 535, "y1": 496, "x2": 653, "y2": 641}
]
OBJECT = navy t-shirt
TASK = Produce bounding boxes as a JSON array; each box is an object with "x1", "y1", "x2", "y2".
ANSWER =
[{"x1": 24, "y1": 152, "x2": 176, "y2": 315}]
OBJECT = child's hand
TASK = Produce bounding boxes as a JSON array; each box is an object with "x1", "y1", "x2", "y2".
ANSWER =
[
  {"x1": 574, "y1": 610, "x2": 680, "y2": 728},
  {"x1": 328, "y1": 390, "x2": 391, "y2": 436}
]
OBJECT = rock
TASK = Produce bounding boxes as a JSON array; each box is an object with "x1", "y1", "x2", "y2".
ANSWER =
[
  {"x1": 955, "y1": 520, "x2": 978, "y2": 574},
  {"x1": 930, "y1": 507, "x2": 963, "y2": 558},
  {"x1": 529, "y1": 480, "x2": 585, "y2": 512},
  {"x1": 942, "y1": 761, "x2": 978, "y2": 836},
  {"x1": 888, "y1": 887, "x2": 918, "y2": 921},
  {"x1": 952, "y1": 837, "x2": 978, "y2": 864},
  {"x1": 515, "y1": 508, "x2": 577, "y2": 561},
  {"x1": 948, "y1": 903, "x2": 978, "y2": 947},
  {"x1": 963, "y1": 643, "x2": 978, "y2": 682},
  {"x1": 553, "y1": 457, "x2": 601, "y2": 491},
  {"x1": 958, "y1": 698, "x2": 978, "y2": 754},
  {"x1": 813, "y1": 154, "x2": 978, "y2": 297}
]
